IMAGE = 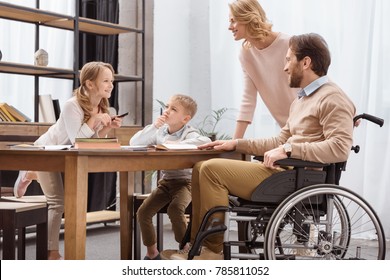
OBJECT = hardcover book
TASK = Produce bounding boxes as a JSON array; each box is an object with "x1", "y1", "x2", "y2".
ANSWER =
[
  {"x1": 0, "y1": 103, "x2": 31, "y2": 122},
  {"x1": 0, "y1": 103, "x2": 16, "y2": 121},
  {"x1": 74, "y1": 138, "x2": 121, "y2": 150}
]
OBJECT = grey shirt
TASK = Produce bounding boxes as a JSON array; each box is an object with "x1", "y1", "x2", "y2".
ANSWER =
[{"x1": 130, "y1": 123, "x2": 211, "y2": 180}]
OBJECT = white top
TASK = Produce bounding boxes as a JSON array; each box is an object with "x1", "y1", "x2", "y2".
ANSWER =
[
  {"x1": 34, "y1": 96, "x2": 97, "y2": 146},
  {"x1": 130, "y1": 124, "x2": 211, "y2": 180}
]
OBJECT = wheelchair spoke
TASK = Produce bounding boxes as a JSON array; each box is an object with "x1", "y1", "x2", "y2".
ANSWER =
[{"x1": 264, "y1": 185, "x2": 386, "y2": 260}]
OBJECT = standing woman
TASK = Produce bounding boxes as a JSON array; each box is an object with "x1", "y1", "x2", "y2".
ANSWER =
[
  {"x1": 13, "y1": 61, "x2": 122, "y2": 259},
  {"x1": 228, "y1": 0, "x2": 296, "y2": 139}
]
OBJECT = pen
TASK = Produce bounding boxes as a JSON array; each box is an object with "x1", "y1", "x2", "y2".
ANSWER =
[{"x1": 111, "y1": 112, "x2": 129, "y2": 120}]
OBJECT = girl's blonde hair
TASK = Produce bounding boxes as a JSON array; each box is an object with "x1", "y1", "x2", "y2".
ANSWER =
[
  {"x1": 229, "y1": 0, "x2": 273, "y2": 48},
  {"x1": 73, "y1": 61, "x2": 114, "y2": 123}
]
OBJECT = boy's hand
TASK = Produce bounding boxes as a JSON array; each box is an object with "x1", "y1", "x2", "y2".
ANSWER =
[
  {"x1": 198, "y1": 140, "x2": 237, "y2": 151},
  {"x1": 154, "y1": 114, "x2": 167, "y2": 128}
]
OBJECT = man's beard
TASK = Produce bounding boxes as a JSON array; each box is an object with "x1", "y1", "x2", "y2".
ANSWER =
[{"x1": 289, "y1": 69, "x2": 303, "y2": 88}]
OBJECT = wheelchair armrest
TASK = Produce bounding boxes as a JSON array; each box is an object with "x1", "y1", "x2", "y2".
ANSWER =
[{"x1": 253, "y1": 156, "x2": 330, "y2": 169}]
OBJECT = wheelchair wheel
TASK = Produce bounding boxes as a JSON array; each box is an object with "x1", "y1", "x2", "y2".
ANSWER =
[
  {"x1": 240, "y1": 195, "x2": 349, "y2": 257},
  {"x1": 264, "y1": 184, "x2": 386, "y2": 260}
]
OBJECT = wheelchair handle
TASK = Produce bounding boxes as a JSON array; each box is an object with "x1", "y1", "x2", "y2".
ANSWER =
[{"x1": 354, "y1": 113, "x2": 384, "y2": 127}]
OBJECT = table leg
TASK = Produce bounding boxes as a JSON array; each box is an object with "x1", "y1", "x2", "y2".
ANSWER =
[
  {"x1": 120, "y1": 171, "x2": 134, "y2": 260},
  {"x1": 64, "y1": 155, "x2": 88, "y2": 260}
]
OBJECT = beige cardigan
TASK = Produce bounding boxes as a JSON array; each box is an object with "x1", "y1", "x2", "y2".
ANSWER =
[{"x1": 236, "y1": 82, "x2": 356, "y2": 164}]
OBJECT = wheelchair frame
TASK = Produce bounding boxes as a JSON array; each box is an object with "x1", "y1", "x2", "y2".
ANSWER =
[{"x1": 186, "y1": 113, "x2": 386, "y2": 260}]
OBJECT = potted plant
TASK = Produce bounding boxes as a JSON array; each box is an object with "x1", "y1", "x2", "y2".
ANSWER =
[{"x1": 197, "y1": 107, "x2": 233, "y2": 141}]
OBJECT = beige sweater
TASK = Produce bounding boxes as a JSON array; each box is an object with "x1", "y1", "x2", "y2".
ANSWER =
[
  {"x1": 237, "y1": 32, "x2": 297, "y2": 127},
  {"x1": 236, "y1": 82, "x2": 356, "y2": 164}
]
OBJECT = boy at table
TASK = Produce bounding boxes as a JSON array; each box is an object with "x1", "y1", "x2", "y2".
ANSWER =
[{"x1": 130, "y1": 94, "x2": 211, "y2": 260}]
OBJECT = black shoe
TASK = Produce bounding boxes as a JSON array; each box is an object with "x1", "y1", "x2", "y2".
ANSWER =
[{"x1": 144, "y1": 254, "x2": 161, "y2": 260}]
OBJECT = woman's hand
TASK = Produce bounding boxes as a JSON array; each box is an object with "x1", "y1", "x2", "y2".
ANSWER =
[{"x1": 198, "y1": 139, "x2": 237, "y2": 151}]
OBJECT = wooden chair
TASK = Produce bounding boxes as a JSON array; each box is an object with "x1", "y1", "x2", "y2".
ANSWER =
[
  {"x1": 0, "y1": 197, "x2": 48, "y2": 260},
  {"x1": 133, "y1": 193, "x2": 191, "y2": 259}
]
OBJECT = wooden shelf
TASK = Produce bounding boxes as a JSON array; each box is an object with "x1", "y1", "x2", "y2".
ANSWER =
[
  {"x1": 85, "y1": 210, "x2": 120, "y2": 224},
  {"x1": 1, "y1": 0, "x2": 145, "y2": 123},
  {"x1": 0, "y1": 1, "x2": 142, "y2": 35},
  {"x1": 0, "y1": 122, "x2": 143, "y2": 147},
  {"x1": 47, "y1": 17, "x2": 141, "y2": 35},
  {"x1": 0, "y1": 61, "x2": 75, "y2": 79},
  {"x1": 0, "y1": 61, "x2": 142, "y2": 82},
  {"x1": 0, "y1": 2, "x2": 68, "y2": 24}
]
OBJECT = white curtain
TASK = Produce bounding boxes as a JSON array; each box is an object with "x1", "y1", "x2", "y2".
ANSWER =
[
  {"x1": 0, "y1": 0, "x2": 74, "y2": 120},
  {"x1": 210, "y1": 0, "x2": 390, "y2": 238}
]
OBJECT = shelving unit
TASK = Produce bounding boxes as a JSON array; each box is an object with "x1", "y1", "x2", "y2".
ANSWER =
[
  {"x1": 0, "y1": 0, "x2": 145, "y2": 122},
  {"x1": 0, "y1": 0, "x2": 147, "y2": 224}
]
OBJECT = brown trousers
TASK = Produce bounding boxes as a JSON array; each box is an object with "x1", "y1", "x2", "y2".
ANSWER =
[
  {"x1": 190, "y1": 158, "x2": 282, "y2": 253},
  {"x1": 137, "y1": 178, "x2": 191, "y2": 247}
]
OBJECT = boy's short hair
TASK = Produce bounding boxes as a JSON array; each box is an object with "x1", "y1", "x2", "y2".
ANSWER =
[{"x1": 171, "y1": 94, "x2": 198, "y2": 118}]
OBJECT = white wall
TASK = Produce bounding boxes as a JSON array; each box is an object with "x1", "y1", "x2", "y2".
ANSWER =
[
  {"x1": 153, "y1": 0, "x2": 191, "y2": 116},
  {"x1": 153, "y1": 0, "x2": 219, "y2": 131}
]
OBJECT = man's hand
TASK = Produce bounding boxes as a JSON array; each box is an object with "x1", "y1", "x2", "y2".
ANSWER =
[
  {"x1": 198, "y1": 139, "x2": 237, "y2": 151},
  {"x1": 263, "y1": 145, "x2": 288, "y2": 169}
]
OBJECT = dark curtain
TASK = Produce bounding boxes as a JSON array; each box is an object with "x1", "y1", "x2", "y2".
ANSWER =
[
  {"x1": 79, "y1": 0, "x2": 119, "y2": 212},
  {"x1": 79, "y1": 0, "x2": 119, "y2": 110}
]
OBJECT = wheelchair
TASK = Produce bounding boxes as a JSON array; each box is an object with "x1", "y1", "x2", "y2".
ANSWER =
[{"x1": 186, "y1": 113, "x2": 386, "y2": 260}]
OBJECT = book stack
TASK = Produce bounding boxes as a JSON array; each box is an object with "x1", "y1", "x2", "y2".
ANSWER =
[
  {"x1": 74, "y1": 138, "x2": 121, "y2": 150},
  {"x1": 0, "y1": 102, "x2": 31, "y2": 122}
]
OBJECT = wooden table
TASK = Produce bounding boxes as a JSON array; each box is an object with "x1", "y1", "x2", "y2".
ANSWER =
[{"x1": 0, "y1": 148, "x2": 245, "y2": 259}]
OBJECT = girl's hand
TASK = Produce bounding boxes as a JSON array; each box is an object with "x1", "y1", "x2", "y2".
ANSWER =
[
  {"x1": 109, "y1": 116, "x2": 123, "y2": 128},
  {"x1": 88, "y1": 113, "x2": 112, "y2": 131}
]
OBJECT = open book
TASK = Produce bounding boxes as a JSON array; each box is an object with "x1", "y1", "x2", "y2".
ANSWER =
[
  {"x1": 121, "y1": 145, "x2": 149, "y2": 151},
  {"x1": 9, "y1": 144, "x2": 45, "y2": 150},
  {"x1": 152, "y1": 143, "x2": 198, "y2": 151},
  {"x1": 9, "y1": 144, "x2": 71, "y2": 150}
]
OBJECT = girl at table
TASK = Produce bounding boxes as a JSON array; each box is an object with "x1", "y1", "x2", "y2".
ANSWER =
[{"x1": 13, "y1": 61, "x2": 123, "y2": 260}]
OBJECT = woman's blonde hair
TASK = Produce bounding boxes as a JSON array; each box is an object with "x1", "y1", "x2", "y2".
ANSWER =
[
  {"x1": 73, "y1": 61, "x2": 114, "y2": 123},
  {"x1": 229, "y1": 0, "x2": 273, "y2": 48}
]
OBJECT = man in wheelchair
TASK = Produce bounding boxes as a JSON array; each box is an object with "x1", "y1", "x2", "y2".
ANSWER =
[
  {"x1": 162, "y1": 33, "x2": 384, "y2": 260},
  {"x1": 163, "y1": 32, "x2": 359, "y2": 260}
]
